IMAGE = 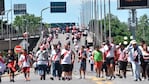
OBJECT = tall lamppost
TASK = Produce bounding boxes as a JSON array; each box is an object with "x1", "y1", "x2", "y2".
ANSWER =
[
  {"x1": 100, "y1": 0, "x2": 103, "y2": 43},
  {"x1": 108, "y1": 0, "x2": 111, "y2": 43},
  {"x1": 6, "y1": 9, "x2": 12, "y2": 50},
  {"x1": 103, "y1": 0, "x2": 107, "y2": 41},
  {"x1": 40, "y1": 7, "x2": 50, "y2": 35}
]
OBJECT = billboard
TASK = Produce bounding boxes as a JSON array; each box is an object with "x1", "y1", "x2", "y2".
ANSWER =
[
  {"x1": 50, "y1": 2, "x2": 66, "y2": 13},
  {"x1": 14, "y1": 4, "x2": 27, "y2": 15},
  {"x1": 118, "y1": 0, "x2": 149, "y2": 9},
  {"x1": 0, "y1": 0, "x2": 5, "y2": 15}
]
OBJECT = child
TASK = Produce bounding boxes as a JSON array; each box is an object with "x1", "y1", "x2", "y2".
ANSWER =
[{"x1": 18, "y1": 49, "x2": 32, "y2": 81}]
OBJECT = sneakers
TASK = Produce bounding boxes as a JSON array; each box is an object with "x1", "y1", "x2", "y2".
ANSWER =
[
  {"x1": 134, "y1": 78, "x2": 142, "y2": 81},
  {"x1": 108, "y1": 76, "x2": 116, "y2": 80},
  {"x1": 138, "y1": 77, "x2": 142, "y2": 81},
  {"x1": 50, "y1": 77, "x2": 54, "y2": 80},
  {"x1": 62, "y1": 77, "x2": 65, "y2": 80},
  {"x1": 134, "y1": 79, "x2": 138, "y2": 81},
  {"x1": 10, "y1": 79, "x2": 15, "y2": 82}
]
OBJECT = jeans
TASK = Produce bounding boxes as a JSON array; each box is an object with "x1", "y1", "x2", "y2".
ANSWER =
[
  {"x1": 37, "y1": 64, "x2": 47, "y2": 76},
  {"x1": 51, "y1": 61, "x2": 62, "y2": 77},
  {"x1": 131, "y1": 61, "x2": 141, "y2": 80}
]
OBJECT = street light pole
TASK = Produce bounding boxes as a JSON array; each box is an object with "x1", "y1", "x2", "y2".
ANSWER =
[
  {"x1": 40, "y1": 7, "x2": 50, "y2": 36},
  {"x1": 100, "y1": 0, "x2": 103, "y2": 43},
  {"x1": 103, "y1": 0, "x2": 107, "y2": 41},
  {"x1": 6, "y1": 9, "x2": 12, "y2": 50},
  {"x1": 108, "y1": 0, "x2": 111, "y2": 42}
]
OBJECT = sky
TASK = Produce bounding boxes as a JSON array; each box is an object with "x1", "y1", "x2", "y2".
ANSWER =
[{"x1": 3, "y1": 0, "x2": 149, "y2": 24}]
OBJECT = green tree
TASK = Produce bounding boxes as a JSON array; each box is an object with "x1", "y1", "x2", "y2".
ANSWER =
[
  {"x1": 13, "y1": 14, "x2": 41, "y2": 36},
  {"x1": 105, "y1": 14, "x2": 131, "y2": 44},
  {"x1": 136, "y1": 14, "x2": 149, "y2": 44}
]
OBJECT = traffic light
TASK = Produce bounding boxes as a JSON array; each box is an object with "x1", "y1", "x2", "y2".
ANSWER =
[{"x1": 0, "y1": 0, "x2": 5, "y2": 15}]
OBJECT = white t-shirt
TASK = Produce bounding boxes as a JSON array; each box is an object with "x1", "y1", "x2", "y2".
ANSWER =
[
  {"x1": 50, "y1": 49, "x2": 61, "y2": 61},
  {"x1": 36, "y1": 50, "x2": 48, "y2": 65},
  {"x1": 61, "y1": 49, "x2": 72, "y2": 64},
  {"x1": 104, "y1": 43, "x2": 116, "y2": 58},
  {"x1": 19, "y1": 54, "x2": 31, "y2": 67}
]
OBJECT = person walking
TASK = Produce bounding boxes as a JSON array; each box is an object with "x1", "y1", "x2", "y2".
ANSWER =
[
  {"x1": 141, "y1": 43, "x2": 149, "y2": 81},
  {"x1": 50, "y1": 44, "x2": 62, "y2": 80},
  {"x1": 78, "y1": 46, "x2": 87, "y2": 79},
  {"x1": 18, "y1": 49, "x2": 32, "y2": 81},
  {"x1": 127, "y1": 40, "x2": 142, "y2": 81},
  {"x1": 104, "y1": 40, "x2": 116, "y2": 80},
  {"x1": 36, "y1": 46, "x2": 49, "y2": 80},
  {"x1": 7, "y1": 50, "x2": 16, "y2": 82},
  {"x1": 92, "y1": 45, "x2": 103, "y2": 77},
  {"x1": 88, "y1": 49, "x2": 94, "y2": 72},
  {"x1": 61, "y1": 44, "x2": 75, "y2": 80},
  {"x1": 117, "y1": 43, "x2": 128, "y2": 78}
]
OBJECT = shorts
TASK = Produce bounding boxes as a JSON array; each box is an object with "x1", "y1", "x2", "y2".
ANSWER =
[
  {"x1": 22, "y1": 67, "x2": 30, "y2": 73},
  {"x1": 61, "y1": 64, "x2": 71, "y2": 72},
  {"x1": 106, "y1": 57, "x2": 115, "y2": 65},
  {"x1": 80, "y1": 62, "x2": 86, "y2": 71},
  {"x1": 94, "y1": 61, "x2": 102, "y2": 69},
  {"x1": 118, "y1": 61, "x2": 127, "y2": 70}
]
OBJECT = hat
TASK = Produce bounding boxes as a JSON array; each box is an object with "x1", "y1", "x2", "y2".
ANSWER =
[
  {"x1": 102, "y1": 42, "x2": 106, "y2": 45},
  {"x1": 131, "y1": 40, "x2": 137, "y2": 44}
]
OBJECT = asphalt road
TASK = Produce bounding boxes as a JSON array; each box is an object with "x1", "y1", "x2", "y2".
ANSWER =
[{"x1": 1, "y1": 33, "x2": 149, "y2": 84}]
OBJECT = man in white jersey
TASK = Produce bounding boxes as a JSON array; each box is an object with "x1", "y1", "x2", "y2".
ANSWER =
[
  {"x1": 104, "y1": 40, "x2": 116, "y2": 80},
  {"x1": 61, "y1": 44, "x2": 75, "y2": 80},
  {"x1": 50, "y1": 44, "x2": 61, "y2": 80}
]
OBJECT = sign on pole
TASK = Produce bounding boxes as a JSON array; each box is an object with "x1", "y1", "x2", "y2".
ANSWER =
[
  {"x1": 14, "y1": 45, "x2": 23, "y2": 54},
  {"x1": 50, "y1": 2, "x2": 66, "y2": 13},
  {"x1": 14, "y1": 4, "x2": 27, "y2": 15}
]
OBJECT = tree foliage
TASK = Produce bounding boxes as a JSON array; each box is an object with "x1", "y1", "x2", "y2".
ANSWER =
[
  {"x1": 13, "y1": 14, "x2": 41, "y2": 35},
  {"x1": 136, "y1": 14, "x2": 149, "y2": 44}
]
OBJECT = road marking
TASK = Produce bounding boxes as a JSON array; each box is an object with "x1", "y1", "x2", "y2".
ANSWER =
[
  {"x1": 90, "y1": 77, "x2": 113, "y2": 84},
  {"x1": 105, "y1": 81, "x2": 112, "y2": 84},
  {"x1": 91, "y1": 77, "x2": 106, "y2": 81},
  {"x1": 96, "y1": 81, "x2": 103, "y2": 84}
]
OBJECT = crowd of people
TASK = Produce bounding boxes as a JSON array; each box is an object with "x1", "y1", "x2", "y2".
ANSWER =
[{"x1": 0, "y1": 28, "x2": 149, "y2": 83}]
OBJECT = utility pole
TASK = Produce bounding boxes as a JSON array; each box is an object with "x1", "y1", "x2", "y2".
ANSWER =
[
  {"x1": 103, "y1": 0, "x2": 107, "y2": 41},
  {"x1": 132, "y1": 9, "x2": 137, "y2": 40},
  {"x1": 108, "y1": 0, "x2": 111, "y2": 42},
  {"x1": 100, "y1": 0, "x2": 103, "y2": 43}
]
